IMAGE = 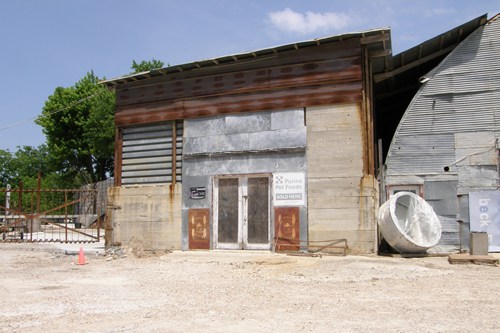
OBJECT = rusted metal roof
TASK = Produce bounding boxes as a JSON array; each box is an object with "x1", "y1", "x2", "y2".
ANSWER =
[{"x1": 102, "y1": 28, "x2": 391, "y2": 87}]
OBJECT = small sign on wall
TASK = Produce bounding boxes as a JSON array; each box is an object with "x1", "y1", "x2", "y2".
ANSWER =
[
  {"x1": 273, "y1": 172, "x2": 305, "y2": 206},
  {"x1": 189, "y1": 187, "x2": 206, "y2": 200}
]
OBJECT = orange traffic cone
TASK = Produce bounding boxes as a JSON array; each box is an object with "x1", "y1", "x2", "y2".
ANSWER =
[{"x1": 77, "y1": 247, "x2": 88, "y2": 265}]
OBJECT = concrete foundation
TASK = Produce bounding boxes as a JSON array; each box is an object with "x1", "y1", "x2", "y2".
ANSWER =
[{"x1": 107, "y1": 184, "x2": 182, "y2": 251}]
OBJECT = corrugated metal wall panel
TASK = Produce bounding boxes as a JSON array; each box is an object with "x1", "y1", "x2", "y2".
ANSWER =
[
  {"x1": 397, "y1": 92, "x2": 498, "y2": 137},
  {"x1": 121, "y1": 121, "x2": 183, "y2": 185},
  {"x1": 385, "y1": 17, "x2": 500, "y2": 252},
  {"x1": 387, "y1": 18, "x2": 500, "y2": 171},
  {"x1": 387, "y1": 134, "x2": 456, "y2": 175},
  {"x1": 436, "y1": 22, "x2": 500, "y2": 75},
  {"x1": 422, "y1": 71, "x2": 500, "y2": 95}
]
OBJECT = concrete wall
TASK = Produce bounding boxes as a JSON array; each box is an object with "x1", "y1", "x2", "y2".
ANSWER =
[
  {"x1": 182, "y1": 109, "x2": 308, "y2": 250},
  {"x1": 107, "y1": 105, "x2": 381, "y2": 254},
  {"x1": 306, "y1": 103, "x2": 377, "y2": 254},
  {"x1": 107, "y1": 184, "x2": 182, "y2": 250}
]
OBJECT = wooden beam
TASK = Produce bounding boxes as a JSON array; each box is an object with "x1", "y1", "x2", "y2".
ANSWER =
[
  {"x1": 369, "y1": 49, "x2": 392, "y2": 58},
  {"x1": 374, "y1": 43, "x2": 458, "y2": 83},
  {"x1": 360, "y1": 33, "x2": 390, "y2": 45}
]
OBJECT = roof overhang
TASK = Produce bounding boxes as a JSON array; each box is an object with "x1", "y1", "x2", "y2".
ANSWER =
[
  {"x1": 102, "y1": 28, "x2": 392, "y2": 87},
  {"x1": 374, "y1": 14, "x2": 487, "y2": 84}
]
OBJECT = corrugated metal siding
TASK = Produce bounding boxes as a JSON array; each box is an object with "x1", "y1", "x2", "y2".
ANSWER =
[
  {"x1": 387, "y1": 17, "x2": 500, "y2": 176},
  {"x1": 121, "y1": 121, "x2": 183, "y2": 185},
  {"x1": 387, "y1": 134, "x2": 456, "y2": 174},
  {"x1": 385, "y1": 17, "x2": 500, "y2": 252},
  {"x1": 397, "y1": 92, "x2": 497, "y2": 137}
]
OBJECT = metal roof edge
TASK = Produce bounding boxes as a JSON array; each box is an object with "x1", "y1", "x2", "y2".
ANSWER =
[
  {"x1": 101, "y1": 27, "x2": 391, "y2": 87},
  {"x1": 393, "y1": 14, "x2": 487, "y2": 59},
  {"x1": 374, "y1": 14, "x2": 488, "y2": 83},
  {"x1": 486, "y1": 12, "x2": 500, "y2": 23}
]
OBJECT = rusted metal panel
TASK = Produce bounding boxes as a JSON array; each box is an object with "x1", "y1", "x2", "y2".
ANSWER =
[
  {"x1": 188, "y1": 208, "x2": 210, "y2": 250},
  {"x1": 112, "y1": 40, "x2": 364, "y2": 126},
  {"x1": 102, "y1": 29, "x2": 392, "y2": 90},
  {"x1": 116, "y1": 57, "x2": 361, "y2": 107},
  {"x1": 115, "y1": 82, "x2": 362, "y2": 126},
  {"x1": 111, "y1": 39, "x2": 363, "y2": 90},
  {"x1": 0, "y1": 188, "x2": 103, "y2": 243},
  {"x1": 274, "y1": 207, "x2": 300, "y2": 251}
]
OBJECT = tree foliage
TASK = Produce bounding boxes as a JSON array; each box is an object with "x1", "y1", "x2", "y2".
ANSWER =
[
  {"x1": 130, "y1": 59, "x2": 165, "y2": 73},
  {"x1": 0, "y1": 149, "x2": 13, "y2": 186},
  {"x1": 22, "y1": 59, "x2": 165, "y2": 188},
  {"x1": 35, "y1": 71, "x2": 115, "y2": 184},
  {"x1": 0, "y1": 145, "x2": 64, "y2": 189}
]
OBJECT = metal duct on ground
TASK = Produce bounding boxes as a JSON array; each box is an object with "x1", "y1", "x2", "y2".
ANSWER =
[{"x1": 378, "y1": 191, "x2": 442, "y2": 253}]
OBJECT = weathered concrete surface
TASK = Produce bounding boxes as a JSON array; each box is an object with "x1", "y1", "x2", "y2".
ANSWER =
[
  {"x1": 306, "y1": 104, "x2": 378, "y2": 254},
  {"x1": 107, "y1": 184, "x2": 182, "y2": 251}
]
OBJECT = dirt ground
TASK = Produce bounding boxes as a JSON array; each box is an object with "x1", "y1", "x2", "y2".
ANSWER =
[{"x1": 0, "y1": 243, "x2": 498, "y2": 333}]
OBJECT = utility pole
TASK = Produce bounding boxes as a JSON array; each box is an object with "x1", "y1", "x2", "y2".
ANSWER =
[{"x1": 6, "y1": 184, "x2": 11, "y2": 215}]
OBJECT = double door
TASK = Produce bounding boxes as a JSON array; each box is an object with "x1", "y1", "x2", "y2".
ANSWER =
[{"x1": 214, "y1": 176, "x2": 271, "y2": 250}]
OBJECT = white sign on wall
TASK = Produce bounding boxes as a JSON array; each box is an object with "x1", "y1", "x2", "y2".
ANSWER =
[
  {"x1": 469, "y1": 191, "x2": 500, "y2": 252},
  {"x1": 273, "y1": 172, "x2": 306, "y2": 206}
]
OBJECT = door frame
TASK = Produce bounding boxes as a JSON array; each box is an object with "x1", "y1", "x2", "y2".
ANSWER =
[{"x1": 213, "y1": 174, "x2": 272, "y2": 250}]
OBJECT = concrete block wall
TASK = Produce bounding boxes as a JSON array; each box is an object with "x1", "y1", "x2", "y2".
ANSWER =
[
  {"x1": 107, "y1": 184, "x2": 182, "y2": 250},
  {"x1": 306, "y1": 104, "x2": 377, "y2": 254}
]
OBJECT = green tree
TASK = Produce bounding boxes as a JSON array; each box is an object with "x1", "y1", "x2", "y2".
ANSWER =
[
  {"x1": 0, "y1": 149, "x2": 13, "y2": 186},
  {"x1": 0, "y1": 145, "x2": 63, "y2": 212},
  {"x1": 130, "y1": 59, "x2": 165, "y2": 73},
  {"x1": 34, "y1": 59, "x2": 165, "y2": 187},
  {"x1": 1, "y1": 145, "x2": 63, "y2": 188},
  {"x1": 36, "y1": 71, "x2": 115, "y2": 184}
]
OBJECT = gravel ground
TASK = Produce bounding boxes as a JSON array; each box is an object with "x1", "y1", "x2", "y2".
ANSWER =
[{"x1": 0, "y1": 243, "x2": 498, "y2": 333}]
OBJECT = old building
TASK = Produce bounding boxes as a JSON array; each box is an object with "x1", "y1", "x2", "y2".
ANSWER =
[
  {"x1": 103, "y1": 13, "x2": 495, "y2": 255},
  {"x1": 381, "y1": 14, "x2": 499, "y2": 252},
  {"x1": 103, "y1": 29, "x2": 392, "y2": 254}
]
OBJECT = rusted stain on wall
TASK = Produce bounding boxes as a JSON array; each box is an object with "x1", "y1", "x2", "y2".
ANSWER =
[
  {"x1": 358, "y1": 174, "x2": 378, "y2": 230},
  {"x1": 274, "y1": 207, "x2": 300, "y2": 251},
  {"x1": 188, "y1": 208, "x2": 210, "y2": 250}
]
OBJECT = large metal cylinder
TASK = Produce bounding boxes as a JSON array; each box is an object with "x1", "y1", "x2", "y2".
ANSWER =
[{"x1": 378, "y1": 191, "x2": 442, "y2": 253}]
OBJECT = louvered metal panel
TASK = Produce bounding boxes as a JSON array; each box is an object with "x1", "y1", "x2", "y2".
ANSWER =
[{"x1": 121, "y1": 121, "x2": 183, "y2": 185}]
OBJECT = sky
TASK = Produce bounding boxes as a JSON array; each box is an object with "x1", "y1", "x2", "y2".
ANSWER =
[{"x1": 0, "y1": 0, "x2": 498, "y2": 152}]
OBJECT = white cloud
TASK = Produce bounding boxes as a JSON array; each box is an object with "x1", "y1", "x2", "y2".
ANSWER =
[
  {"x1": 268, "y1": 8, "x2": 353, "y2": 35},
  {"x1": 424, "y1": 7, "x2": 456, "y2": 18}
]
